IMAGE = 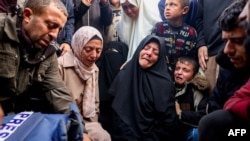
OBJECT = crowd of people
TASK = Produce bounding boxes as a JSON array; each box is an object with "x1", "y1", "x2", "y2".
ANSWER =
[{"x1": 0, "y1": 0, "x2": 250, "y2": 141}]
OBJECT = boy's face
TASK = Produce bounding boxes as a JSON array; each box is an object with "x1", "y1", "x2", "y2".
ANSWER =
[
  {"x1": 174, "y1": 61, "x2": 195, "y2": 86},
  {"x1": 164, "y1": 0, "x2": 188, "y2": 21}
]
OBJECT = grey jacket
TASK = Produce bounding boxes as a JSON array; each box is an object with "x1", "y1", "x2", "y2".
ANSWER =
[{"x1": 196, "y1": 0, "x2": 235, "y2": 56}]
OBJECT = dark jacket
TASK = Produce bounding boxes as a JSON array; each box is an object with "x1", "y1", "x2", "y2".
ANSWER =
[
  {"x1": 196, "y1": 0, "x2": 235, "y2": 56},
  {"x1": 207, "y1": 52, "x2": 250, "y2": 113},
  {"x1": 73, "y1": 0, "x2": 112, "y2": 31},
  {"x1": 176, "y1": 73, "x2": 209, "y2": 127},
  {"x1": 0, "y1": 9, "x2": 73, "y2": 114},
  {"x1": 57, "y1": 0, "x2": 75, "y2": 45},
  {"x1": 73, "y1": 0, "x2": 89, "y2": 27}
]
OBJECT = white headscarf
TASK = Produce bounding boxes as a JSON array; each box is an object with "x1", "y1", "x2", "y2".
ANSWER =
[
  {"x1": 117, "y1": 0, "x2": 161, "y2": 60},
  {"x1": 71, "y1": 26, "x2": 103, "y2": 118}
]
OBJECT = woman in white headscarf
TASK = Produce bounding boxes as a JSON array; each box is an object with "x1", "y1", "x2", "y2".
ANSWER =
[
  {"x1": 117, "y1": 0, "x2": 161, "y2": 60},
  {"x1": 58, "y1": 26, "x2": 111, "y2": 141}
]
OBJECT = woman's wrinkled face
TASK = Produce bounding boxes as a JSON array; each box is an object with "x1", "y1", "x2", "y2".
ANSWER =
[
  {"x1": 81, "y1": 39, "x2": 103, "y2": 67},
  {"x1": 139, "y1": 41, "x2": 159, "y2": 69},
  {"x1": 121, "y1": 0, "x2": 139, "y2": 19}
]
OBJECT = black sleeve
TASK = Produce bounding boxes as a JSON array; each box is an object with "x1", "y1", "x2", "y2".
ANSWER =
[
  {"x1": 195, "y1": 0, "x2": 206, "y2": 49},
  {"x1": 99, "y1": 1, "x2": 112, "y2": 26},
  {"x1": 73, "y1": 0, "x2": 90, "y2": 24},
  {"x1": 180, "y1": 96, "x2": 208, "y2": 126},
  {"x1": 142, "y1": 111, "x2": 178, "y2": 141}
]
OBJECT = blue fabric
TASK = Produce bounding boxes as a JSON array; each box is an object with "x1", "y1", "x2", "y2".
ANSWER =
[
  {"x1": 0, "y1": 103, "x2": 83, "y2": 141},
  {"x1": 187, "y1": 128, "x2": 199, "y2": 141},
  {"x1": 57, "y1": 0, "x2": 75, "y2": 45},
  {"x1": 67, "y1": 103, "x2": 84, "y2": 140}
]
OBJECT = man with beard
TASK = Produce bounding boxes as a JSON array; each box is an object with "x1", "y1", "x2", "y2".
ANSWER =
[{"x1": 0, "y1": 0, "x2": 74, "y2": 125}]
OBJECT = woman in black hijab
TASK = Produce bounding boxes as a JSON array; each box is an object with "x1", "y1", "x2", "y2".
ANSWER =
[
  {"x1": 97, "y1": 41, "x2": 128, "y2": 135},
  {"x1": 109, "y1": 35, "x2": 177, "y2": 141}
]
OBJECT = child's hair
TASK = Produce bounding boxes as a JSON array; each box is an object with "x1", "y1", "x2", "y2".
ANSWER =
[
  {"x1": 181, "y1": 0, "x2": 190, "y2": 7},
  {"x1": 165, "y1": 0, "x2": 189, "y2": 7},
  {"x1": 176, "y1": 56, "x2": 199, "y2": 75}
]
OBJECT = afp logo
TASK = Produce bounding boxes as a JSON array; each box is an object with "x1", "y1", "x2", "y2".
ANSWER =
[{"x1": 228, "y1": 129, "x2": 247, "y2": 136}]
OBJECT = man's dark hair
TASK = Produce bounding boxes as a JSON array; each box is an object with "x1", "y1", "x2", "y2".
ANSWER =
[
  {"x1": 219, "y1": 0, "x2": 247, "y2": 31},
  {"x1": 24, "y1": 0, "x2": 68, "y2": 16}
]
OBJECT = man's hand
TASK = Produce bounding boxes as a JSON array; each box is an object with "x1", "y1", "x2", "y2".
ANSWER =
[
  {"x1": 0, "y1": 104, "x2": 4, "y2": 125},
  {"x1": 198, "y1": 46, "x2": 209, "y2": 71},
  {"x1": 59, "y1": 43, "x2": 71, "y2": 56},
  {"x1": 83, "y1": 133, "x2": 92, "y2": 141}
]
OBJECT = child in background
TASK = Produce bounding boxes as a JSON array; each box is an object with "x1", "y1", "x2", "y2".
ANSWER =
[
  {"x1": 152, "y1": 0, "x2": 197, "y2": 75},
  {"x1": 158, "y1": 0, "x2": 197, "y2": 28},
  {"x1": 174, "y1": 56, "x2": 209, "y2": 141}
]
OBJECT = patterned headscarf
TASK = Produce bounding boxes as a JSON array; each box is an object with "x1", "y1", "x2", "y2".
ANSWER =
[
  {"x1": 71, "y1": 26, "x2": 103, "y2": 118},
  {"x1": 71, "y1": 26, "x2": 103, "y2": 62}
]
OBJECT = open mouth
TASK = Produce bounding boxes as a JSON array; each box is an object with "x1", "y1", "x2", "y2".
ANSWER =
[
  {"x1": 230, "y1": 57, "x2": 240, "y2": 64},
  {"x1": 175, "y1": 76, "x2": 182, "y2": 81},
  {"x1": 40, "y1": 40, "x2": 50, "y2": 47},
  {"x1": 141, "y1": 58, "x2": 150, "y2": 63}
]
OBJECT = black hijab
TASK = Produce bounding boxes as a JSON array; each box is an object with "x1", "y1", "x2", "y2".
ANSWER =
[
  {"x1": 97, "y1": 41, "x2": 128, "y2": 101},
  {"x1": 109, "y1": 35, "x2": 177, "y2": 139}
]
